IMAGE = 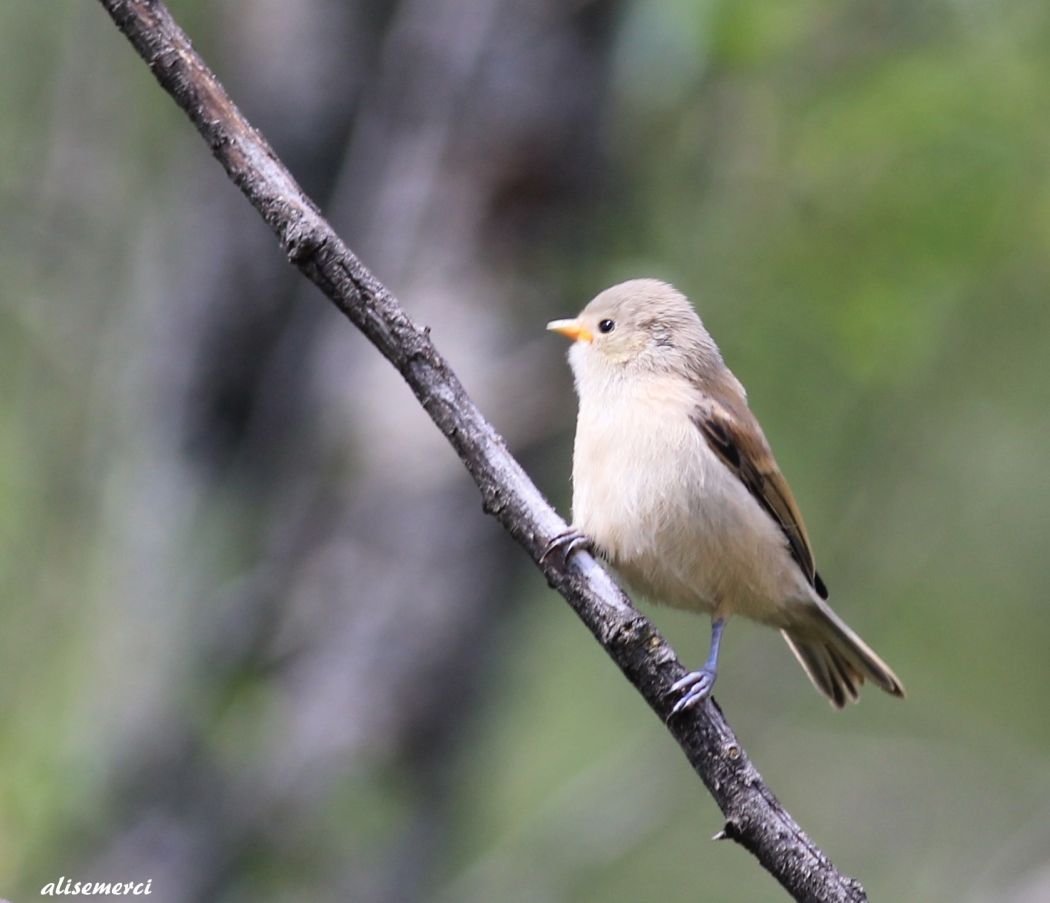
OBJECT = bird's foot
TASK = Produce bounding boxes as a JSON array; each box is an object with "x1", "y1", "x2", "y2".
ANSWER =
[
  {"x1": 667, "y1": 667, "x2": 717, "y2": 718},
  {"x1": 540, "y1": 528, "x2": 592, "y2": 565}
]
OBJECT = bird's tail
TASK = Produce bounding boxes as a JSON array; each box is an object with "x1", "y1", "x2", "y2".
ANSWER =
[{"x1": 781, "y1": 599, "x2": 905, "y2": 709}]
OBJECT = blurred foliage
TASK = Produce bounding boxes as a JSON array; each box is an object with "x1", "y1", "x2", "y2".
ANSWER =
[{"x1": 2, "y1": 1, "x2": 1050, "y2": 902}]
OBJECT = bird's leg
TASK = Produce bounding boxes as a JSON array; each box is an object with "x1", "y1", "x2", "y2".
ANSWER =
[
  {"x1": 668, "y1": 618, "x2": 726, "y2": 717},
  {"x1": 539, "y1": 527, "x2": 593, "y2": 565}
]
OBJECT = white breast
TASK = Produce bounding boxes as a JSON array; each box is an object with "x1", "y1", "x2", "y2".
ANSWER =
[{"x1": 569, "y1": 363, "x2": 805, "y2": 624}]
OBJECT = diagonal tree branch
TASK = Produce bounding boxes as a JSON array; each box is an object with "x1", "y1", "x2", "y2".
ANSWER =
[{"x1": 95, "y1": 2, "x2": 868, "y2": 900}]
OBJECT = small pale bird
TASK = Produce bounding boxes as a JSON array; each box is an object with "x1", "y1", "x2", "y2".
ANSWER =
[{"x1": 545, "y1": 279, "x2": 904, "y2": 711}]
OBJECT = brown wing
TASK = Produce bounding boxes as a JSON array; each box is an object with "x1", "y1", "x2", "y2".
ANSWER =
[{"x1": 694, "y1": 400, "x2": 828, "y2": 599}]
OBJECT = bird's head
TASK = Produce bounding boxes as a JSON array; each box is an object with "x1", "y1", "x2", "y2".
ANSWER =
[{"x1": 547, "y1": 279, "x2": 721, "y2": 383}]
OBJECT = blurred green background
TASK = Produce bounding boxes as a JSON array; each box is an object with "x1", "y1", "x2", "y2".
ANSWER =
[{"x1": 2, "y1": 1, "x2": 1049, "y2": 901}]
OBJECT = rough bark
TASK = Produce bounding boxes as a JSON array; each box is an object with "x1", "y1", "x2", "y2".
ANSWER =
[{"x1": 95, "y1": 1, "x2": 869, "y2": 900}]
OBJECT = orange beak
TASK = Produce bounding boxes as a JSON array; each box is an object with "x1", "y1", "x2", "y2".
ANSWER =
[{"x1": 546, "y1": 318, "x2": 593, "y2": 343}]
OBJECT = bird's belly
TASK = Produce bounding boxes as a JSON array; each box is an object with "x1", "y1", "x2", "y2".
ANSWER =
[{"x1": 572, "y1": 411, "x2": 802, "y2": 624}]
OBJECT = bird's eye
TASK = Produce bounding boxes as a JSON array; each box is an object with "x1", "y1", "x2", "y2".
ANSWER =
[{"x1": 598, "y1": 319, "x2": 615, "y2": 334}]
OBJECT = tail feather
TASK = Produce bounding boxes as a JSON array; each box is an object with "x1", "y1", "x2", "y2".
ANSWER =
[{"x1": 781, "y1": 599, "x2": 905, "y2": 709}]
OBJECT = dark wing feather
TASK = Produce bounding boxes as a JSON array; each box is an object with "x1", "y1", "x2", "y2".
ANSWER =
[{"x1": 694, "y1": 400, "x2": 828, "y2": 599}]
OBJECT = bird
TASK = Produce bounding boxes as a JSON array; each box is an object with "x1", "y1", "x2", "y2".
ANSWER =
[{"x1": 544, "y1": 278, "x2": 904, "y2": 712}]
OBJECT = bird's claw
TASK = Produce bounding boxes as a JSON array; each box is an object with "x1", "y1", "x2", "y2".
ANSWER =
[
  {"x1": 667, "y1": 667, "x2": 717, "y2": 719},
  {"x1": 540, "y1": 528, "x2": 592, "y2": 565}
]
